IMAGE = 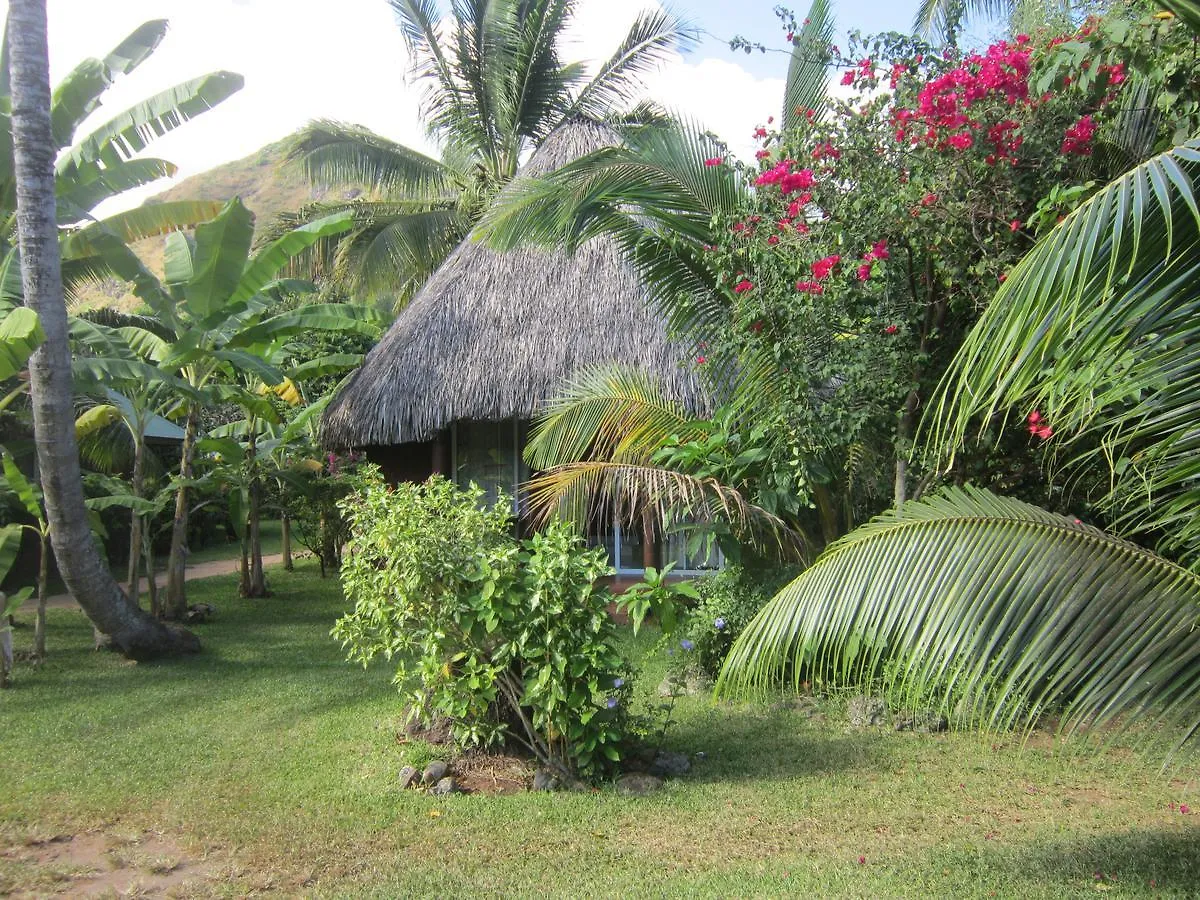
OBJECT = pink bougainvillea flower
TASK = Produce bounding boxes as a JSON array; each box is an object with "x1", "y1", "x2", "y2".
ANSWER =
[
  {"x1": 767, "y1": 234, "x2": 780, "y2": 246},
  {"x1": 1028, "y1": 411, "x2": 1042, "y2": 425},
  {"x1": 754, "y1": 126, "x2": 768, "y2": 139},
  {"x1": 857, "y1": 263, "x2": 873, "y2": 281},
  {"x1": 1010, "y1": 219, "x2": 1021, "y2": 232},
  {"x1": 841, "y1": 70, "x2": 855, "y2": 86},
  {"x1": 998, "y1": 272, "x2": 1007, "y2": 283},
  {"x1": 704, "y1": 157, "x2": 723, "y2": 167},
  {"x1": 871, "y1": 239, "x2": 889, "y2": 260},
  {"x1": 884, "y1": 324, "x2": 899, "y2": 335},
  {"x1": 1181, "y1": 803, "x2": 1192, "y2": 815},
  {"x1": 921, "y1": 192, "x2": 938, "y2": 206},
  {"x1": 811, "y1": 254, "x2": 841, "y2": 280},
  {"x1": 733, "y1": 279, "x2": 754, "y2": 293},
  {"x1": 695, "y1": 355, "x2": 707, "y2": 365},
  {"x1": 795, "y1": 279, "x2": 824, "y2": 294},
  {"x1": 756, "y1": 148, "x2": 771, "y2": 160}
]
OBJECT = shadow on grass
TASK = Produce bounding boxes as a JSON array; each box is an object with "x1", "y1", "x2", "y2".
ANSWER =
[
  {"x1": 662, "y1": 701, "x2": 891, "y2": 783},
  {"x1": 931, "y1": 826, "x2": 1200, "y2": 894}
]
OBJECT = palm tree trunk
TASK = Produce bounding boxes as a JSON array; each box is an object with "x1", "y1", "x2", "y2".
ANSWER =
[
  {"x1": 164, "y1": 406, "x2": 198, "y2": 620},
  {"x1": 7, "y1": 0, "x2": 197, "y2": 659},
  {"x1": 34, "y1": 528, "x2": 47, "y2": 658},
  {"x1": 143, "y1": 527, "x2": 159, "y2": 618}
]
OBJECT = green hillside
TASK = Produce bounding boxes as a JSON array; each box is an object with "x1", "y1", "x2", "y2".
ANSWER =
[{"x1": 73, "y1": 136, "x2": 356, "y2": 310}]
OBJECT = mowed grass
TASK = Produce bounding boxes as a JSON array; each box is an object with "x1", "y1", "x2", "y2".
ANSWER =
[{"x1": 1, "y1": 561, "x2": 1197, "y2": 897}]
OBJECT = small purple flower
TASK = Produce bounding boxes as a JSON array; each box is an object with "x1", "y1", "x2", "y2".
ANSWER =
[
  {"x1": 606, "y1": 697, "x2": 619, "y2": 709},
  {"x1": 680, "y1": 639, "x2": 695, "y2": 651},
  {"x1": 612, "y1": 677, "x2": 624, "y2": 689},
  {"x1": 714, "y1": 617, "x2": 726, "y2": 631}
]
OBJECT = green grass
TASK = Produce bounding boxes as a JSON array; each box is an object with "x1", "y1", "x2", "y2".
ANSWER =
[
  {"x1": 2, "y1": 562, "x2": 1197, "y2": 897},
  {"x1": 183, "y1": 518, "x2": 285, "y2": 566}
]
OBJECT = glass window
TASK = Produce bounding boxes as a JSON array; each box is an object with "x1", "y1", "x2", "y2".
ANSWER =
[{"x1": 454, "y1": 420, "x2": 517, "y2": 510}]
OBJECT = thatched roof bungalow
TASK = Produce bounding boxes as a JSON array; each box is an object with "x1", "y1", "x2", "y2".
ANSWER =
[{"x1": 322, "y1": 118, "x2": 709, "y2": 571}]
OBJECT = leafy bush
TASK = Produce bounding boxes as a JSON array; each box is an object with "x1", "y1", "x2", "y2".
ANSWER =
[
  {"x1": 674, "y1": 565, "x2": 797, "y2": 680},
  {"x1": 333, "y1": 473, "x2": 631, "y2": 777}
]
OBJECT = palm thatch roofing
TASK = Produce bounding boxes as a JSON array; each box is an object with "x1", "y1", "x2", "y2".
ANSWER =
[{"x1": 321, "y1": 118, "x2": 705, "y2": 449}]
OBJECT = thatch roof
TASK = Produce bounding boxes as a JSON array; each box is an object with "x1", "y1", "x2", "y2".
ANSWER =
[{"x1": 322, "y1": 118, "x2": 705, "y2": 448}]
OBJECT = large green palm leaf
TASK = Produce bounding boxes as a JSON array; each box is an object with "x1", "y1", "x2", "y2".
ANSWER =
[
  {"x1": 782, "y1": 0, "x2": 835, "y2": 130},
  {"x1": 926, "y1": 139, "x2": 1200, "y2": 569},
  {"x1": 718, "y1": 486, "x2": 1200, "y2": 755}
]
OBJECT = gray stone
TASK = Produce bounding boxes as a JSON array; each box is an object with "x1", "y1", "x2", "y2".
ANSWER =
[
  {"x1": 616, "y1": 773, "x2": 664, "y2": 796},
  {"x1": 421, "y1": 760, "x2": 449, "y2": 785},
  {"x1": 895, "y1": 710, "x2": 948, "y2": 733},
  {"x1": 847, "y1": 695, "x2": 889, "y2": 728},
  {"x1": 531, "y1": 769, "x2": 559, "y2": 792},
  {"x1": 398, "y1": 765, "x2": 420, "y2": 789},
  {"x1": 566, "y1": 779, "x2": 590, "y2": 793},
  {"x1": 648, "y1": 750, "x2": 691, "y2": 778},
  {"x1": 430, "y1": 776, "x2": 458, "y2": 796}
]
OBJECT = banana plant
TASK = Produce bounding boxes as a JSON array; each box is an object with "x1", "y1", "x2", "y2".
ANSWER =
[
  {"x1": 0, "y1": 16, "x2": 243, "y2": 302},
  {"x1": 0, "y1": 523, "x2": 33, "y2": 687},
  {"x1": 0, "y1": 450, "x2": 51, "y2": 659},
  {"x1": 81, "y1": 197, "x2": 378, "y2": 618}
]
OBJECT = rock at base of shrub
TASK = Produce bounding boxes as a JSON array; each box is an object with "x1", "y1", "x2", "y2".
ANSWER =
[
  {"x1": 895, "y1": 710, "x2": 949, "y2": 733},
  {"x1": 648, "y1": 751, "x2": 691, "y2": 778},
  {"x1": 848, "y1": 695, "x2": 889, "y2": 728},
  {"x1": 616, "y1": 773, "x2": 664, "y2": 796},
  {"x1": 398, "y1": 765, "x2": 420, "y2": 789},
  {"x1": 430, "y1": 776, "x2": 459, "y2": 796},
  {"x1": 422, "y1": 760, "x2": 449, "y2": 785},
  {"x1": 532, "y1": 769, "x2": 559, "y2": 792},
  {"x1": 184, "y1": 603, "x2": 216, "y2": 624}
]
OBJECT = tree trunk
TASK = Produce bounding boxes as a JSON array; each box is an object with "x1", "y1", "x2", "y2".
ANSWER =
[
  {"x1": 125, "y1": 429, "x2": 146, "y2": 602},
  {"x1": 7, "y1": 0, "x2": 197, "y2": 659},
  {"x1": 164, "y1": 406, "x2": 198, "y2": 620},
  {"x1": 281, "y1": 512, "x2": 293, "y2": 571},
  {"x1": 246, "y1": 430, "x2": 267, "y2": 597},
  {"x1": 34, "y1": 528, "x2": 47, "y2": 659},
  {"x1": 0, "y1": 601, "x2": 11, "y2": 688},
  {"x1": 143, "y1": 527, "x2": 159, "y2": 618}
]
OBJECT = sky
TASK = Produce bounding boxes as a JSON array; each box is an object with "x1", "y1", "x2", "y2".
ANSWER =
[{"x1": 2, "y1": 0, "x2": 964, "y2": 212}]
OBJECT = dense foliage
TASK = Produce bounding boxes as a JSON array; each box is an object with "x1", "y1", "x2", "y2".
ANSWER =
[{"x1": 334, "y1": 473, "x2": 631, "y2": 777}]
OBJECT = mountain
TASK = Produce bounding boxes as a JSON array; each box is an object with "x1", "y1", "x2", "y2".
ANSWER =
[{"x1": 72, "y1": 136, "x2": 356, "y2": 310}]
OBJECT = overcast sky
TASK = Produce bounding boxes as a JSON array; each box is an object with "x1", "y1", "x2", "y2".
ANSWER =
[{"x1": 2, "y1": 0, "x2": 991, "y2": 212}]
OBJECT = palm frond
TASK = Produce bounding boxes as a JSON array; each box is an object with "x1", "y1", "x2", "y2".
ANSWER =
[
  {"x1": 1157, "y1": 0, "x2": 1200, "y2": 33},
  {"x1": 782, "y1": 0, "x2": 835, "y2": 130},
  {"x1": 565, "y1": 8, "x2": 698, "y2": 123},
  {"x1": 524, "y1": 364, "x2": 702, "y2": 470},
  {"x1": 926, "y1": 139, "x2": 1200, "y2": 569},
  {"x1": 525, "y1": 460, "x2": 803, "y2": 557},
  {"x1": 718, "y1": 485, "x2": 1200, "y2": 759},
  {"x1": 288, "y1": 119, "x2": 460, "y2": 197},
  {"x1": 62, "y1": 201, "x2": 225, "y2": 259}
]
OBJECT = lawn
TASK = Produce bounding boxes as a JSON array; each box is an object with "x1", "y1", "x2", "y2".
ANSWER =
[{"x1": 1, "y1": 562, "x2": 1196, "y2": 897}]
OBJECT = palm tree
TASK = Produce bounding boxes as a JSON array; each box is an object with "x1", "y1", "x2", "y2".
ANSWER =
[
  {"x1": 284, "y1": 0, "x2": 696, "y2": 307},
  {"x1": 913, "y1": 0, "x2": 1073, "y2": 40},
  {"x1": 6, "y1": 0, "x2": 199, "y2": 658}
]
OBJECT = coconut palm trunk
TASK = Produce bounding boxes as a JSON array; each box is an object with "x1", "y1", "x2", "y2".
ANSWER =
[
  {"x1": 124, "y1": 423, "x2": 146, "y2": 602},
  {"x1": 7, "y1": 0, "x2": 197, "y2": 658}
]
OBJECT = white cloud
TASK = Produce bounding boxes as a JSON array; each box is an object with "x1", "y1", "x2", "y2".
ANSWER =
[{"x1": 4, "y1": 0, "x2": 788, "y2": 211}]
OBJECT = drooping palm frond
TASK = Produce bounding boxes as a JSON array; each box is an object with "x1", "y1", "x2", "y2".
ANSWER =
[
  {"x1": 525, "y1": 460, "x2": 803, "y2": 555},
  {"x1": 286, "y1": 120, "x2": 462, "y2": 199},
  {"x1": 1157, "y1": 0, "x2": 1200, "y2": 32},
  {"x1": 926, "y1": 139, "x2": 1200, "y2": 569},
  {"x1": 782, "y1": 0, "x2": 835, "y2": 130},
  {"x1": 913, "y1": 0, "x2": 1070, "y2": 39},
  {"x1": 718, "y1": 486, "x2": 1200, "y2": 757},
  {"x1": 524, "y1": 365, "x2": 702, "y2": 471}
]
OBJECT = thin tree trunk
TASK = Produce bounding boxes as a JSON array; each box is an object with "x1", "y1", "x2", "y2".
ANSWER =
[
  {"x1": 7, "y1": 0, "x2": 197, "y2": 658},
  {"x1": 125, "y1": 430, "x2": 145, "y2": 602},
  {"x1": 0, "y1": 600, "x2": 11, "y2": 688},
  {"x1": 281, "y1": 512, "x2": 293, "y2": 571},
  {"x1": 164, "y1": 406, "x2": 198, "y2": 620},
  {"x1": 246, "y1": 430, "x2": 266, "y2": 597},
  {"x1": 143, "y1": 527, "x2": 159, "y2": 618},
  {"x1": 34, "y1": 529, "x2": 46, "y2": 658}
]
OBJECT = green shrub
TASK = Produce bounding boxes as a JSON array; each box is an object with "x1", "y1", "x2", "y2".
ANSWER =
[
  {"x1": 675, "y1": 565, "x2": 797, "y2": 680},
  {"x1": 333, "y1": 473, "x2": 630, "y2": 777}
]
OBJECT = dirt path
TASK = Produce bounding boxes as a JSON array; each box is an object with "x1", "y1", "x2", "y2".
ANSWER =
[{"x1": 20, "y1": 554, "x2": 287, "y2": 611}]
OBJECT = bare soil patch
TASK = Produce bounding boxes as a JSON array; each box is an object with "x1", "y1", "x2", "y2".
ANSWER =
[{"x1": 0, "y1": 828, "x2": 220, "y2": 898}]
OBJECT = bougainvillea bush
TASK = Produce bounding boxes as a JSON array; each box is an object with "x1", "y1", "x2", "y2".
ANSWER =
[
  {"x1": 333, "y1": 472, "x2": 631, "y2": 777},
  {"x1": 699, "y1": 5, "x2": 1200, "y2": 540}
]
